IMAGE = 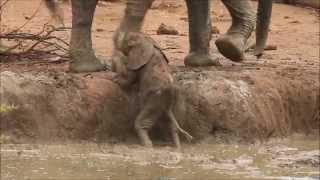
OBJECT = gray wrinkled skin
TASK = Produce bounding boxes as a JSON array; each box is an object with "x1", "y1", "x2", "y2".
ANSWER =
[
  {"x1": 45, "y1": 0, "x2": 272, "y2": 70},
  {"x1": 46, "y1": 0, "x2": 106, "y2": 73},
  {"x1": 113, "y1": 33, "x2": 192, "y2": 148}
]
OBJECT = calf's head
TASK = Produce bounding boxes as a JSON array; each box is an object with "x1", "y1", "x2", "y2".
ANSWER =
[{"x1": 119, "y1": 32, "x2": 155, "y2": 70}]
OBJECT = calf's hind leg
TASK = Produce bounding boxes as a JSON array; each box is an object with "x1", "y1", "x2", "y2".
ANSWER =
[{"x1": 134, "y1": 104, "x2": 160, "y2": 147}]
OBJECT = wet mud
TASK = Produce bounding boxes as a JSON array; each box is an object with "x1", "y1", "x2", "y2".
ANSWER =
[{"x1": 1, "y1": 134, "x2": 319, "y2": 180}]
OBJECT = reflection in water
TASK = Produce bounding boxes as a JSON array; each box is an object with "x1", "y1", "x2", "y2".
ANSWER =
[{"x1": 1, "y1": 134, "x2": 319, "y2": 180}]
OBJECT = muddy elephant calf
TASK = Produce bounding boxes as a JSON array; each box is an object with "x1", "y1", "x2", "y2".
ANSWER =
[{"x1": 112, "y1": 32, "x2": 192, "y2": 148}]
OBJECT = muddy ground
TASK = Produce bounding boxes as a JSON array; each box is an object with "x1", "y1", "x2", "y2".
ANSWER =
[
  {"x1": 1, "y1": 134, "x2": 319, "y2": 179},
  {"x1": 1, "y1": 0, "x2": 320, "y2": 179}
]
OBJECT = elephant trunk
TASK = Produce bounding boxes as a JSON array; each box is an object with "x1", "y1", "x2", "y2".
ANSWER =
[
  {"x1": 44, "y1": 0, "x2": 64, "y2": 26},
  {"x1": 255, "y1": 0, "x2": 273, "y2": 57},
  {"x1": 45, "y1": 0, "x2": 58, "y2": 15}
]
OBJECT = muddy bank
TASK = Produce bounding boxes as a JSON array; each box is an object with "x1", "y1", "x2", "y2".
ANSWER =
[{"x1": 0, "y1": 67, "x2": 319, "y2": 143}]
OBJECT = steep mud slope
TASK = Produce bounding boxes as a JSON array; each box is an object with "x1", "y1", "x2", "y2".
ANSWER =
[{"x1": 1, "y1": 66, "x2": 318, "y2": 143}]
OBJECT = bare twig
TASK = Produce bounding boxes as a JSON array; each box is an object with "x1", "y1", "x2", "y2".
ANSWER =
[
  {"x1": 0, "y1": 1, "x2": 71, "y2": 62},
  {"x1": 1, "y1": 42, "x2": 21, "y2": 53},
  {"x1": 0, "y1": 25, "x2": 70, "y2": 61},
  {"x1": 0, "y1": 0, "x2": 10, "y2": 9}
]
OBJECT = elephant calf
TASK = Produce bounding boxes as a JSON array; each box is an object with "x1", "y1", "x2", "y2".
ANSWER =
[{"x1": 113, "y1": 32, "x2": 193, "y2": 148}]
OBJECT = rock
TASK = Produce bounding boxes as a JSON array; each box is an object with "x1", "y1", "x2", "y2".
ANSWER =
[
  {"x1": 247, "y1": 44, "x2": 278, "y2": 51},
  {"x1": 96, "y1": 28, "x2": 104, "y2": 32},
  {"x1": 289, "y1": 20, "x2": 301, "y2": 23},
  {"x1": 151, "y1": 1, "x2": 182, "y2": 10},
  {"x1": 179, "y1": 17, "x2": 188, "y2": 22},
  {"x1": 98, "y1": 0, "x2": 120, "y2": 7},
  {"x1": 264, "y1": 44, "x2": 278, "y2": 51},
  {"x1": 157, "y1": 23, "x2": 179, "y2": 35},
  {"x1": 100, "y1": 0, "x2": 120, "y2": 2}
]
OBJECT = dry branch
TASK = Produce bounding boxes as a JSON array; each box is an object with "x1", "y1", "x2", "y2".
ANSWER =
[
  {"x1": 0, "y1": 0, "x2": 70, "y2": 63},
  {"x1": 0, "y1": 25, "x2": 70, "y2": 62}
]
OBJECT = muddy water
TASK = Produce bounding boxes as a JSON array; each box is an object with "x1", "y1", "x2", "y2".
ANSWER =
[{"x1": 1, "y1": 134, "x2": 319, "y2": 180}]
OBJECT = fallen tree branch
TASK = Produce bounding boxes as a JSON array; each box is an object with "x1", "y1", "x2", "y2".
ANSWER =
[
  {"x1": 0, "y1": 25, "x2": 70, "y2": 62},
  {"x1": 0, "y1": 0, "x2": 71, "y2": 62},
  {"x1": 0, "y1": 0, "x2": 10, "y2": 9}
]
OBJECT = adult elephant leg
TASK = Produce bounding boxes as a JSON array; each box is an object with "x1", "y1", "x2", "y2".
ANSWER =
[
  {"x1": 215, "y1": 0, "x2": 255, "y2": 62},
  {"x1": 69, "y1": 0, "x2": 106, "y2": 73},
  {"x1": 184, "y1": 0, "x2": 220, "y2": 67},
  {"x1": 113, "y1": 0, "x2": 154, "y2": 50}
]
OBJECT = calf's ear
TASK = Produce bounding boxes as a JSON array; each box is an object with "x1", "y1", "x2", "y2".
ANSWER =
[{"x1": 127, "y1": 43, "x2": 154, "y2": 70}]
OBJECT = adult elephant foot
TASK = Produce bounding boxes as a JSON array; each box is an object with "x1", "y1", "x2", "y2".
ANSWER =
[
  {"x1": 215, "y1": 34, "x2": 246, "y2": 62},
  {"x1": 68, "y1": 0, "x2": 106, "y2": 73},
  {"x1": 184, "y1": 52, "x2": 221, "y2": 67},
  {"x1": 216, "y1": 0, "x2": 255, "y2": 62},
  {"x1": 184, "y1": 0, "x2": 220, "y2": 67},
  {"x1": 69, "y1": 50, "x2": 106, "y2": 73}
]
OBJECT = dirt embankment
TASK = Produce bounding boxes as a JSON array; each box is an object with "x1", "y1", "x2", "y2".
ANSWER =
[{"x1": 1, "y1": 66, "x2": 319, "y2": 143}]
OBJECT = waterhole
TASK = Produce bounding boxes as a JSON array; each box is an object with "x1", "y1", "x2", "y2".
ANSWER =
[{"x1": 1, "y1": 134, "x2": 319, "y2": 180}]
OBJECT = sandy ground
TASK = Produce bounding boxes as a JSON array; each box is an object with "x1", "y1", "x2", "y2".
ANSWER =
[{"x1": 1, "y1": 0, "x2": 319, "y2": 73}]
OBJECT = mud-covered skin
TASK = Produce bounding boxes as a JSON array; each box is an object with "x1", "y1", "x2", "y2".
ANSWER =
[
  {"x1": 184, "y1": 0, "x2": 220, "y2": 66},
  {"x1": 44, "y1": 0, "x2": 66, "y2": 26},
  {"x1": 215, "y1": 0, "x2": 255, "y2": 62},
  {"x1": 112, "y1": 0, "x2": 154, "y2": 52},
  {"x1": 115, "y1": 0, "x2": 271, "y2": 65},
  {"x1": 69, "y1": 0, "x2": 107, "y2": 73},
  {"x1": 113, "y1": 33, "x2": 192, "y2": 148},
  {"x1": 45, "y1": 0, "x2": 106, "y2": 73},
  {"x1": 46, "y1": 0, "x2": 272, "y2": 69},
  {"x1": 254, "y1": 0, "x2": 273, "y2": 57}
]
